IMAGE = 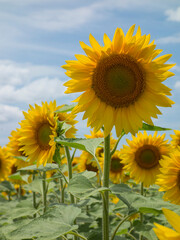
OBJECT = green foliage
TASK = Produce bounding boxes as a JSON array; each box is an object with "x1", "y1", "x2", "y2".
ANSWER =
[
  {"x1": 55, "y1": 137, "x2": 103, "y2": 157},
  {"x1": 18, "y1": 163, "x2": 59, "y2": 172},
  {"x1": 54, "y1": 103, "x2": 77, "y2": 113},
  {"x1": 140, "y1": 123, "x2": 171, "y2": 131}
]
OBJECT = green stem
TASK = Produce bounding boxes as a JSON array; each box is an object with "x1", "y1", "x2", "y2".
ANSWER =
[
  {"x1": 110, "y1": 131, "x2": 125, "y2": 157},
  {"x1": 42, "y1": 171, "x2": 47, "y2": 213},
  {"x1": 139, "y1": 182, "x2": 144, "y2": 240},
  {"x1": 64, "y1": 146, "x2": 75, "y2": 204},
  {"x1": 32, "y1": 173, "x2": 37, "y2": 218},
  {"x1": 111, "y1": 212, "x2": 139, "y2": 240},
  {"x1": 70, "y1": 231, "x2": 87, "y2": 240},
  {"x1": 102, "y1": 134, "x2": 111, "y2": 240},
  {"x1": 60, "y1": 178, "x2": 65, "y2": 203},
  {"x1": 126, "y1": 232, "x2": 137, "y2": 240}
]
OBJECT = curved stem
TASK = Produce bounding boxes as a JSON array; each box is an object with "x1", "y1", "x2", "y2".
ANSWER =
[
  {"x1": 111, "y1": 212, "x2": 139, "y2": 240},
  {"x1": 64, "y1": 146, "x2": 75, "y2": 204},
  {"x1": 102, "y1": 134, "x2": 111, "y2": 240},
  {"x1": 126, "y1": 232, "x2": 137, "y2": 240},
  {"x1": 110, "y1": 131, "x2": 125, "y2": 157},
  {"x1": 70, "y1": 231, "x2": 87, "y2": 240}
]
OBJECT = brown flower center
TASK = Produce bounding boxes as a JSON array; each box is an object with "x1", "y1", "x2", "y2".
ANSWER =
[
  {"x1": 36, "y1": 123, "x2": 52, "y2": 150},
  {"x1": 111, "y1": 157, "x2": 124, "y2": 173},
  {"x1": 92, "y1": 54, "x2": 145, "y2": 108},
  {"x1": 135, "y1": 145, "x2": 161, "y2": 169},
  {"x1": 86, "y1": 162, "x2": 98, "y2": 172}
]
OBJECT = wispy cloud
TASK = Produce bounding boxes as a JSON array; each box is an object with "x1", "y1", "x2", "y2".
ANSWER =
[
  {"x1": 0, "y1": 104, "x2": 23, "y2": 123},
  {"x1": 0, "y1": 60, "x2": 66, "y2": 104},
  {"x1": 156, "y1": 34, "x2": 180, "y2": 44},
  {"x1": 165, "y1": 7, "x2": 180, "y2": 22}
]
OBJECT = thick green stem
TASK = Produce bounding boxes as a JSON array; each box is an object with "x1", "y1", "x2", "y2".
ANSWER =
[
  {"x1": 42, "y1": 171, "x2": 47, "y2": 213},
  {"x1": 102, "y1": 134, "x2": 111, "y2": 240},
  {"x1": 139, "y1": 182, "x2": 144, "y2": 240},
  {"x1": 64, "y1": 146, "x2": 75, "y2": 204}
]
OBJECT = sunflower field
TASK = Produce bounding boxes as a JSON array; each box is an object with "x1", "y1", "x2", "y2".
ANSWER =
[{"x1": 1, "y1": 25, "x2": 180, "y2": 240}]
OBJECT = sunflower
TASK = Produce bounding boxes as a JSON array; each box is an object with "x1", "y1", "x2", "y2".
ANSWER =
[
  {"x1": 0, "y1": 146, "x2": 13, "y2": 181},
  {"x1": 19, "y1": 101, "x2": 57, "y2": 166},
  {"x1": 153, "y1": 208, "x2": 180, "y2": 239},
  {"x1": 99, "y1": 150, "x2": 126, "y2": 184},
  {"x1": 62, "y1": 25, "x2": 174, "y2": 137},
  {"x1": 7, "y1": 128, "x2": 32, "y2": 169},
  {"x1": 121, "y1": 131, "x2": 170, "y2": 187},
  {"x1": 77, "y1": 151, "x2": 99, "y2": 173},
  {"x1": 156, "y1": 152, "x2": 180, "y2": 205},
  {"x1": 170, "y1": 130, "x2": 180, "y2": 151}
]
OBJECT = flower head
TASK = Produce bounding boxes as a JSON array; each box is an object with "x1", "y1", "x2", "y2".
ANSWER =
[
  {"x1": 63, "y1": 25, "x2": 174, "y2": 136},
  {"x1": 121, "y1": 131, "x2": 170, "y2": 187}
]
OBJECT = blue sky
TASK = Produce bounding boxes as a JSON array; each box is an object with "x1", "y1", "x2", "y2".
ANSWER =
[{"x1": 0, "y1": 0, "x2": 180, "y2": 147}]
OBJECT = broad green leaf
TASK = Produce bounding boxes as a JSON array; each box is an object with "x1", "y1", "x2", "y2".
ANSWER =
[
  {"x1": 67, "y1": 174, "x2": 109, "y2": 199},
  {"x1": 140, "y1": 123, "x2": 171, "y2": 131},
  {"x1": 81, "y1": 170, "x2": 97, "y2": 179},
  {"x1": 8, "y1": 173, "x2": 29, "y2": 183},
  {"x1": 18, "y1": 163, "x2": 59, "y2": 172},
  {"x1": 24, "y1": 178, "x2": 43, "y2": 194},
  {"x1": 8, "y1": 219, "x2": 77, "y2": 240},
  {"x1": 0, "y1": 181, "x2": 15, "y2": 192},
  {"x1": 55, "y1": 103, "x2": 77, "y2": 113},
  {"x1": 68, "y1": 174, "x2": 94, "y2": 194},
  {"x1": 44, "y1": 204, "x2": 81, "y2": 225},
  {"x1": 55, "y1": 137, "x2": 104, "y2": 157},
  {"x1": 7, "y1": 204, "x2": 80, "y2": 240}
]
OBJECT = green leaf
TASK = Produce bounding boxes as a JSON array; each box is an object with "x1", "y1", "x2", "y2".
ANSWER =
[
  {"x1": 55, "y1": 137, "x2": 104, "y2": 157},
  {"x1": 8, "y1": 173, "x2": 29, "y2": 183},
  {"x1": 7, "y1": 204, "x2": 80, "y2": 240},
  {"x1": 13, "y1": 156, "x2": 27, "y2": 161},
  {"x1": 24, "y1": 178, "x2": 43, "y2": 194},
  {"x1": 140, "y1": 123, "x2": 171, "y2": 131},
  {"x1": 139, "y1": 207, "x2": 162, "y2": 215},
  {"x1": 18, "y1": 163, "x2": 59, "y2": 172},
  {"x1": 67, "y1": 174, "x2": 109, "y2": 199},
  {"x1": 55, "y1": 103, "x2": 77, "y2": 113},
  {"x1": 68, "y1": 174, "x2": 94, "y2": 194},
  {"x1": 0, "y1": 181, "x2": 15, "y2": 192}
]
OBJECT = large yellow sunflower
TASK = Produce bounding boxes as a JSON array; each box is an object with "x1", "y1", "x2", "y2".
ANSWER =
[
  {"x1": 0, "y1": 146, "x2": 13, "y2": 181},
  {"x1": 170, "y1": 130, "x2": 180, "y2": 151},
  {"x1": 121, "y1": 131, "x2": 170, "y2": 187},
  {"x1": 156, "y1": 152, "x2": 180, "y2": 205},
  {"x1": 62, "y1": 25, "x2": 175, "y2": 137},
  {"x1": 19, "y1": 101, "x2": 57, "y2": 166},
  {"x1": 153, "y1": 208, "x2": 180, "y2": 239}
]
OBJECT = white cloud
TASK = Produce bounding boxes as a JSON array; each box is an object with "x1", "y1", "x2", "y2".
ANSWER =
[
  {"x1": 28, "y1": 7, "x2": 95, "y2": 31},
  {"x1": 165, "y1": 7, "x2": 180, "y2": 22},
  {"x1": 156, "y1": 34, "x2": 180, "y2": 44},
  {"x1": 0, "y1": 60, "x2": 66, "y2": 104},
  {"x1": 0, "y1": 77, "x2": 65, "y2": 104},
  {"x1": 174, "y1": 81, "x2": 180, "y2": 90},
  {"x1": 0, "y1": 104, "x2": 23, "y2": 123}
]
